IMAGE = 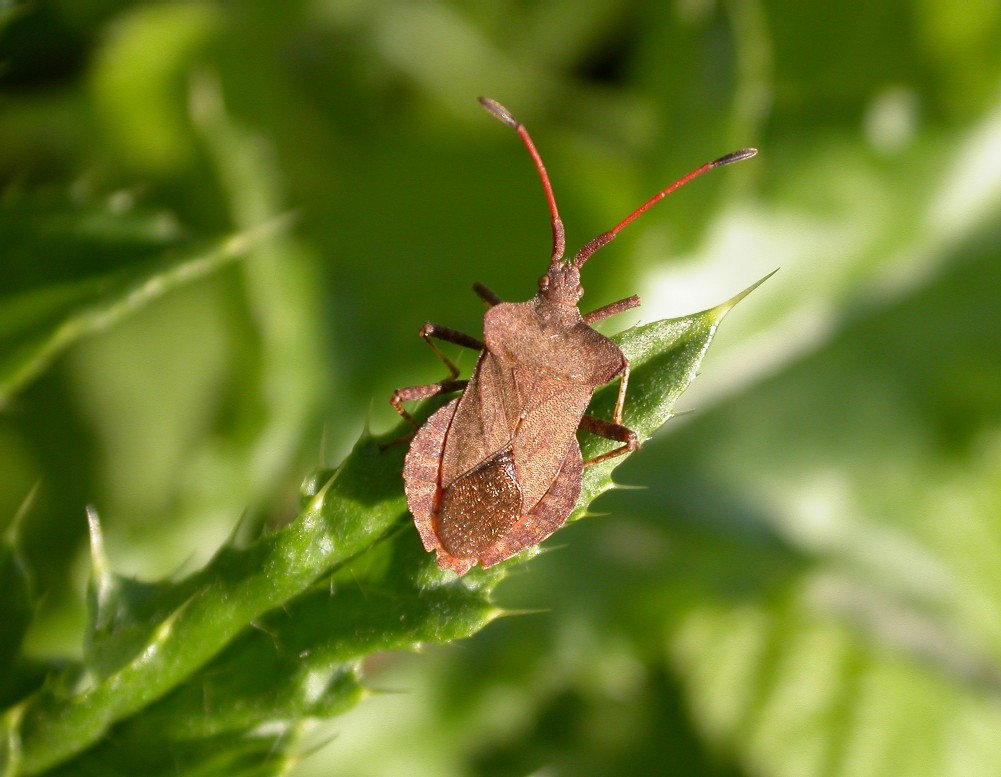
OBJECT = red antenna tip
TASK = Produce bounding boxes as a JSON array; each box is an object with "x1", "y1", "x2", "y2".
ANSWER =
[
  {"x1": 478, "y1": 97, "x2": 518, "y2": 128},
  {"x1": 572, "y1": 147, "x2": 758, "y2": 268}
]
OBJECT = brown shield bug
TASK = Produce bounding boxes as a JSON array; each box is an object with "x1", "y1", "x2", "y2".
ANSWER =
[{"x1": 391, "y1": 98, "x2": 756, "y2": 575}]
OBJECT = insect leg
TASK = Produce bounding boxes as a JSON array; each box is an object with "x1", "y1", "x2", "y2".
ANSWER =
[
  {"x1": 389, "y1": 379, "x2": 468, "y2": 432},
  {"x1": 386, "y1": 321, "x2": 480, "y2": 442},
  {"x1": 418, "y1": 322, "x2": 484, "y2": 379},
  {"x1": 578, "y1": 415, "x2": 639, "y2": 467},
  {"x1": 582, "y1": 295, "x2": 640, "y2": 325},
  {"x1": 472, "y1": 282, "x2": 503, "y2": 307}
]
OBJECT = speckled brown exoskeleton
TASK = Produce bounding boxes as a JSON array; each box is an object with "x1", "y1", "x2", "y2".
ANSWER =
[{"x1": 391, "y1": 98, "x2": 756, "y2": 575}]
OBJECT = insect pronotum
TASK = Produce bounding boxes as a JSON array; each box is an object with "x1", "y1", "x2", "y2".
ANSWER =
[{"x1": 391, "y1": 98, "x2": 756, "y2": 575}]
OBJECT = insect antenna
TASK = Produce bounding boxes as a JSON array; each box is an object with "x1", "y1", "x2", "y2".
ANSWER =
[
  {"x1": 479, "y1": 97, "x2": 566, "y2": 266},
  {"x1": 572, "y1": 147, "x2": 757, "y2": 269}
]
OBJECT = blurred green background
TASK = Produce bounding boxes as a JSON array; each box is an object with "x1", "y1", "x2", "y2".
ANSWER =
[{"x1": 3, "y1": 0, "x2": 1001, "y2": 775}]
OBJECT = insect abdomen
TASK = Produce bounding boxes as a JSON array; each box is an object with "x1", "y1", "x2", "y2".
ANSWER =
[{"x1": 437, "y1": 447, "x2": 522, "y2": 557}]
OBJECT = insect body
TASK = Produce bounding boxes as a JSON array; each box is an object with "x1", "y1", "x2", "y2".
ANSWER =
[{"x1": 392, "y1": 98, "x2": 756, "y2": 575}]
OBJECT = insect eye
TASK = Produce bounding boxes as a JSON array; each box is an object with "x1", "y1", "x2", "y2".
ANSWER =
[{"x1": 538, "y1": 275, "x2": 550, "y2": 289}]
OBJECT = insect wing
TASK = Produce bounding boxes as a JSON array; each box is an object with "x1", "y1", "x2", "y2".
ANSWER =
[
  {"x1": 477, "y1": 436, "x2": 583, "y2": 568},
  {"x1": 440, "y1": 351, "x2": 520, "y2": 488},
  {"x1": 510, "y1": 370, "x2": 591, "y2": 509}
]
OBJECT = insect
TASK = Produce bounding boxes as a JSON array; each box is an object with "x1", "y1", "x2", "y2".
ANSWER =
[{"x1": 391, "y1": 98, "x2": 756, "y2": 575}]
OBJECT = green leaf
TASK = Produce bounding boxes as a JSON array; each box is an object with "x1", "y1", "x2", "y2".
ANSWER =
[
  {"x1": 578, "y1": 273, "x2": 776, "y2": 521},
  {"x1": 0, "y1": 215, "x2": 293, "y2": 408},
  {"x1": 0, "y1": 548, "x2": 31, "y2": 705},
  {"x1": 1, "y1": 276, "x2": 763, "y2": 775},
  {"x1": 643, "y1": 242, "x2": 1001, "y2": 777},
  {"x1": 0, "y1": 487, "x2": 36, "y2": 710},
  {"x1": 42, "y1": 729, "x2": 298, "y2": 777}
]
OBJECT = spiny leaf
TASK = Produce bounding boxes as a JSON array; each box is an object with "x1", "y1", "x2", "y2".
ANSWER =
[
  {"x1": 2, "y1": 277, "x2": 766, "y2": 775},
  {"x1": 577, "y1": 273, "x2": 775, "y2": 518}
]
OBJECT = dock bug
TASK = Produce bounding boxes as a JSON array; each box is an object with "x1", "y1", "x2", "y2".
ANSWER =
[{"x1": 391, "y1": 98, "x2": 756, "y2": 575}]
